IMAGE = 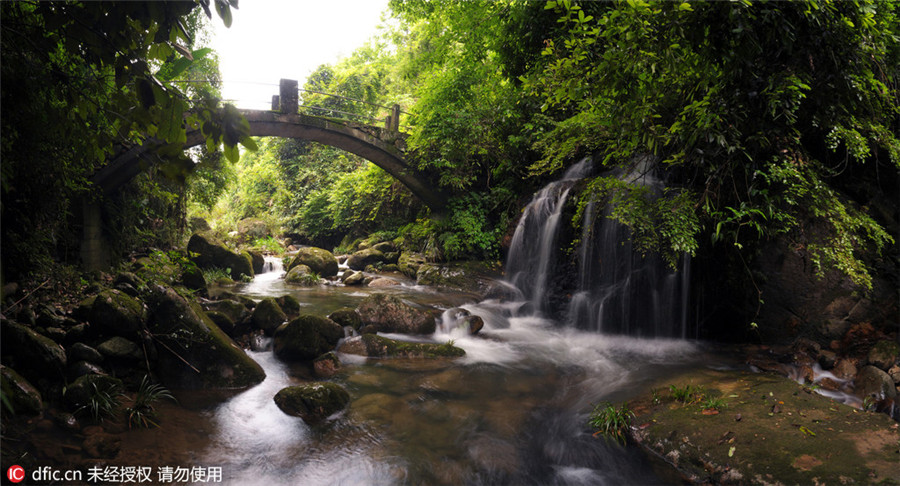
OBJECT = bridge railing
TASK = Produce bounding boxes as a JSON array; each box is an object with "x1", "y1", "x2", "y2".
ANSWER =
[{"x1": 272, "y1": 78, "x2": 405, "y2": 132}]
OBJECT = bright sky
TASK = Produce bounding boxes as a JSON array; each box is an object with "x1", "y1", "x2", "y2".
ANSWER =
[{"x1": 213, "y1": 0, "x2": 390, "y2": 111}]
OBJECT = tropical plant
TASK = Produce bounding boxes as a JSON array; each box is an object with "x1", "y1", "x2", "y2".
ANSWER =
[
  {"x1": 125, "y1": 375, "x2": 177, "y2": 429},
  {"x1": 78, "y1": 382, "x2": 124, "y2": 423},
  {"x1": 669, "y1": 384, "x2": 703, "y2": 404}
]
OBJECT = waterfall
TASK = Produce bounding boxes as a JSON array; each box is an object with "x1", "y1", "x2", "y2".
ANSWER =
[{"x1": 505, "y1": 156, "x2": 691, "y2": 338}]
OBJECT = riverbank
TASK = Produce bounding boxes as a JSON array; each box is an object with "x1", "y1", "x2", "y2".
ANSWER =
[{"x1": 625, "y1": 366, "x2": 900, "y2": 485}]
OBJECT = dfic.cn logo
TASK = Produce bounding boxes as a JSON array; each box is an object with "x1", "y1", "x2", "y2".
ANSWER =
[{"x1": 7, "y1": 465, "x2": 25, "y2": 483}]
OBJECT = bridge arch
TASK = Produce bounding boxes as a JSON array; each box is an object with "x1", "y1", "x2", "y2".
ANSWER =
[{"x1": 92, "y1": 109, "x2": 448, "y2": 211}]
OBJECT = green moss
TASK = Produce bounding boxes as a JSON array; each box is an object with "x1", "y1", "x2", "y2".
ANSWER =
[
  {"x1": 360, "y1": 334, "x2": 465, "y2": 359},
  {"x1": 273, "y1": 382, "x2": 350, "y2": 424}
]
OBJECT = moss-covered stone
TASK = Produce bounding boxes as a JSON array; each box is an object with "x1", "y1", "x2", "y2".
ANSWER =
[
  {"x1": 187, "y1": 233, "x2": 254, "y2": 280},
  {"x1": 416, "y1": 261, "x2": 503, "y2": 293},
  {"x1": 313, "y1": 352, "x2": 341, "y2": 378},
  {"x1": 273, "y1": 382, "x2": 350, "y2": 424},
  {"x1": 181, "y1": 265, "x2": 207, "y2": 293},
  {"x1": 90, "y1": 289, "x2": 145, "y2": 338},
  {"x1": 96, "y1": 337, "x2": 142, "y2": 361},
  {"x1": 273, "y1": 315, "x2": 343, "y2": 362},
  {"x1": 1, "y1": 320, "x2": 67, "y2": 382},
  {"x1": 328, "y1": 308, "x2": 362, "y2": 330},
  {"x1": 206, "y1": 311, "x2": 236, "y2": 336},
  {"x1": 287, "y1": 247, "x2": 339, "y2": 278},
  {"x1": 625, "y1": 368, "x2": 900, "y2": 485},
  {"x1": 275, "y1": 295, "x2": 302, "y2": 318},
  {"x1": 338, "y1": 334, "x2": 465, "y2": 359},
  {"x1": 285, "y1": 264, "x2": 319, "y2": 286},
  {"x1": 342, "y1": 270, "x2": 364, "y2": 285},
  {"x1": 397, "y1": 252, "x2": 426, "y2": 278},
  {"x1": 1, "y1": 365, "x2": 43, "y2": 415},
  {"x1": 248, "y1": 251, "x2": 265, "y2": 274},
  {"x1": 146, "y1": 285, "x2": 265, "y2": 389},
  {"x1": 202, "y1": 299, "x2": 249, "y2": 324},
  {"x1": 63, "y1": 374, "x2": 123, "y2": 411},
  {"x1": 346, "y1": 248, "x2": 385, "y2": 271},
  {"x1": 867, "y1": 340, "x2": 900, "y2": 371},
  {"x1": 251, "y1": 297, "x2": 287, "y2": 336},
  {"x1": 356, "y1": 293, "x2": 436, "y2": 334}
]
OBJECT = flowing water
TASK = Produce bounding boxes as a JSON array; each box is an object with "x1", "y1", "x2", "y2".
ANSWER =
[{"x1": 155, "y1": 160, "x2": 735, "y2": 485}]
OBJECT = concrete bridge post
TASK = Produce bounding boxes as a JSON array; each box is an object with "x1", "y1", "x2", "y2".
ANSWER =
[
  {"x1": 279, "y1": 79, "x2": 298, "y2": 114},
  {"x1": 80, "y1": 199, "x2": 110, "y2": 271},
  {"x1": 391, "y1": 104, "x2": 401, "y2": 132}
]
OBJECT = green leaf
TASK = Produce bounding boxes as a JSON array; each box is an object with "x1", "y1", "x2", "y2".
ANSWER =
[
  {"x1": 240, "y1": 136, "x2": 259, "y2": 152},
  {"x1": 215, "y1": 0, "x2": 233, "y2": 28},
  {"x1": 223, "y1": 143, "x2": 240, "y2": 163}
]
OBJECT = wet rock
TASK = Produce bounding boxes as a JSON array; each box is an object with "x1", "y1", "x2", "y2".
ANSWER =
[
  {"x1": 356, "y1": 294, "x2": 437, "y2": 334},
  {"x1": 273, "y1": 315, "x2": 343, "y2": 361},
  {"x1": 337, "y1": 335, "x2": 465, "y2": 359},
  {"x1": 342, "y1": 270, "x2": 364, "y2": 285},
  {"x1": 368, "y1": 277, "x2": 400, "y2": 288},
  {"x1": 69, "y1": 343, "x2": 104, "y2": 363},
  {"x1": 54, "y1": 412, "x2": 80, "y2": 432},
  {"x1": 817, "y1": 349, "x2": 837, "y2": 369},
  {"x1": 275, "y1": 295, "x2": 302, "y2": 318},
  {"x1": 74, "y1": 295, "x2": 97, "y2": 321},
  {"x1": 273, "y1": 383, "x2": 351, "y2": 424},
  {"x1": 372, "y1": 241, "x2": 396, "y2": 253},
  {"x1": 181, "y1": 265, "x2": 207, "y2": 293},
  {"x1": 288, "y1": 247, "x2": 339, "y2": 278},
  {"x1": 313, "y1": 352, "x2": 341, "y2": 379},
  {"x1": 285, "y1": 264, "x2": 318, "y2": 285},
  {"x1": 250, "y1": 297, "x2": 287, "y2": 336},
  {"x1": 90, "y1": 289, "x2": 145, "y2": 338},
  {"x1": 0, "y1": 365, "x2": 43, "y2": 415},
  {"x1": 202, "y1": 299, "x2": 249, "y2": 324},
  {"x1": 346, "y1": 248, "x2": 385, "y2": 271},
  {"x1": 328, "y1": 308, "x2": 362, "y2": 331},
  {"x1": 206, "y1": 311, "x2": 235, "y2": 336},
  {"x1": 1, "y1": 320, "x2": 67, "y2": 382},
  {"x1": 187, "y1": 233, "x2": 254, "y2": 280},
  {"x1": 145, "y1": 285, "x2": 265, "y2": 389},
  {"x1": 65, "y1": 323, "x2": 91, "y2": 344},
  {"x1": 867, "y1": 340, "x2": 899, "y2": 371},
  {"x1": 248, "y1": 250, "x2": 265, "y2": 275},
  {"x1": 461, "y1": 315, "x2": 484, "y2": 335},
  {"x1": 855, "y1": 365, "x2": 897, "y2": 400},
  {"x1": 97, "y1": 337, "x2": 142, "y2": 362},
  {"x1": 833, "y1": 358, "x2": 858, "y2": 380},
  {"x1": 888, "y1": 365, "x2": 900, "y2": 385},
  {"x1": 63, "y1": 374, "x2": 122, "y2": 411},
  {"x1": 415, "y1": 261, "x2": 501, "y2": 293},
  {"x1": 113, "y1": 272, "x2": 143, "y2": 290},
  {"x1": 67, "y1": 361, "x2": 108, "y2": 381},
  {"x1": 397, "y1": 252, "x2": 426, "y2": 278}
]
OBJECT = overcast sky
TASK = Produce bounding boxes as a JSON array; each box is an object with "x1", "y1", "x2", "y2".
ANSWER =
[{"x1": 213, "y1": 0, "x2": 390, "y2": 110}]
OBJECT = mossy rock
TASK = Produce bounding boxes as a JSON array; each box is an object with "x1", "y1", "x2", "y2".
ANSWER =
[
  {"x1": 337, "y1": 334, "x2": 465, "y2": 359},
  {"x1": 287, "y1": 247, "x2": 339, "y2": 278},
  {"x1": 97, "y1": 337, "x2": 142, "y2": 361},
  {"x1": 206, "y1": 311, "x2": 236, "y2": 336},
  {"x1": 273, "y1": 382, "x2": 350, "y2": 424},
  {"x1": 1, "y1": 320, "x2": 67, "y2": 382},
  {"x1": 867, "y1": 340, "x2": 899, "y2": 370},
  {"x1": 187, "y1": 233, "x2": 254, "y2": 280},
  {"x1": 181, "y1": 265, "x2": 207, "y2": 293},
  {"x1": 251, "y1": 297, "x2": 287, "y2": 336},
  {"x1": 313, "y1": 352, "x2": 341, "y2": 379},
  {"x1": 372, "y1": 241, "x2": 396, "y2": 253},
  {"x1": 90, "y1": 289, "x2": 145, "y2": 338},
  {"x1": 275, "y1": 295, "x2": 302, "y2": 318},
  {"x1": 202, "y1": 299, "x2": 249, "y2": 324},
  {"x1": 1, "y1": 365, "x2": 43, "y2": 415},
  {"x1": 63, "y1": 373, "x2": 123, "y2": 411},
  {"x1": 626, "y1": 368, "x2": 900, "y2": 485},
  {"x1": 342, "y1": 270, "x2": 364, "y2": 285},
  {"x1": 328, "y1": 308, "x2": 362, "y2": 330},
  {"x1": 397, "y1": 252, "x2": 426, "y2": 279},
  {"x1": 285, "y1": 264, "x2": 319, "y2": 286},
  {"x1": 356, "y1": 293, "x2": 437, "y2": 334},
  {"x1": 346, "y1": 248, "x2": 385, "y2": 271},
  {"x1": 248, "y1": 251, "x2": 265, "y2": 275},
  {"x1": 273, "y1": 315, "x2": 343, "y2": 362},
  {"x1": 145, "y1": 285, "x2": 265, "y2": 389},
  {"x1": 416, "y1": 261, "x2": 502, "y2": 293}
]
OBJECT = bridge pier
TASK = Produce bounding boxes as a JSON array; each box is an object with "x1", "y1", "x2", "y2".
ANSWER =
[
  {"x1": 279, "y1": 79, "x2": 298, "y2": 114},
  {"x1": 80, "y1": 199, "x2": 110, "y2": 271}
]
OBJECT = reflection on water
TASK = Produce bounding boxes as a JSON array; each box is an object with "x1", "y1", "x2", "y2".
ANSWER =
[{"x1": 183, "y1": 265, "x2": 721, "y2": 485}]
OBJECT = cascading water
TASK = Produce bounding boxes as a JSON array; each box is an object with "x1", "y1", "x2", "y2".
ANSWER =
[{"x1": 506, "y1": 156, "x2": 692, "y2": 338}]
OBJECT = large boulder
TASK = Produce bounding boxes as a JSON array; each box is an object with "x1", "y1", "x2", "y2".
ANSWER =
[
  {"x1": 248, "y1": 251, "x2": 265, "y2": 275},
  {"x1": 0, "y1": 365, "x2": 43, "y2": 415},
  {"x1": 273, "y1": 315, "x2": 343, "y2": 362},
  {"x1": 89, "y1": 289, "x2": 145, "y2": 338},
  {"x1": 398, "y1": 252, "x2": 427, "y2": 278},
  {"x1": 202, "y1": 299, "x2": 249, "y2": 324},
  {"x1": 250, "y1": 298, "x2": 287, "y2": 336},
  {"x1": 855, "y1": 365, "x2": 897, "y2": 400},
  {"x1": 346, "y1": 248, "x2": 385, "y2": 271},
  {"x1": 187, "y1": 233, "x2": 254, "y2": 280},
  {"x1": 287, "y1": 247, "x2": 339, "y2": 278},
  {"x1": 356, "y1": 294, "x2": 437, "y2": 334},
  {"x1": 337, "y1": 334, "x2": 465, "y2": 359},
  {"x1": 867, "y1": 340, "x2": 899, "y2": 371},
  {"x1": 273, "y1": 383, "x2": 350, "y2": 424},
  {"x1": 275, "y1": 295, "x2": 302, "y2": 318},
  {"x1": 328, "y1": 308, "x2": 362, "y2": 331},
  {"x1": 145, "y1": 285, "x2": 265, "y2": 389},
  {"x1": 1, "y1": 320, "x2": 67, "y2": 383},
  {"x1": 285, "y1": 264, "x2": 319, "y2": 286}
]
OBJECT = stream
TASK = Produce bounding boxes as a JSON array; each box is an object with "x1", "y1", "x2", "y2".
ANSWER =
[{"x1": 142, "y1": 259, "x2": 733, "y2": 486}]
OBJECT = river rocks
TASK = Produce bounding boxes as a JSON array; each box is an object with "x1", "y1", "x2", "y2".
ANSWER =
[
  {"x1": 328, "y1": 308, "x2": 362, "y2": 331},
  {"x1": 398, "y1": 252, "x2": 426, "y2": 278},
  {"x1": 63, "y1": 374, "x2": 123, "y2": 411},
  {"x1": 145, "y1": 285, "x2": 265, "y2": 389},
  {"x1": 202, "y1": 299, "x2": 249, "y2": 324},
  {"x1": 97, "y1": 337, "x2": 142, "y2": 362},
  {"x1": 273, "y1": 383, "x2": 350, "y2": 424},
  {"x1": 250, "y1": 298, "x2": 287, "y2": 336},
  {"x1": 313, "y1": 352, "x2": 341, "y2": 378},
  {"x1": 248, "y1": 251, "x2": 265, "y2": 275},
  {"x1": 342, "y1": 270, "x2": 364, "y2": 285},
  {"x1": 205, "y1": 311, "x2": 235, "y2": 336},
  {"x1": 187, "y1": 233, "x2": 254, "y2": 280},
  {"x1": 368, "y1": 277, "x2": 400, "y2": 288},
  {"x1": 273, "y1": 315, "x2": 343, "y2": 361},
  {"x1": 89, "y1": 290, "x2": 145, "y2": 338},
  {"x1": 181, "y1": 265, "x2": 207, "y2": 293},
  {"x1": 415, "y1": 262, "x2": 501, "y2": 293},
  {"x1": 275, "y1": 295, "x2": 302, "y2": 318},
  {"x1": 285, "y1": 264, "x2": 318, "y2": 285},
  {"x1": 356, "y1": 294, "x2": 437, "y2": 334},
  {"x1": 461, "y1": 315, "x2": 484, "y2": 335},
  {"x1": 867, "y1": 340, "x2": 899, "y2": 371},
  {"x1": 0, "y1": 365, "x2": 43, "y2": 415},
  {"x1": 287, "y1": 247, "x2": 339, "y2": 278},
  {"x1": 347, "y1": 248, "x2": 385, "y2": 271},
  {"x1": 337, "y1": 334, "x2": 465, "y2": 359},
  {"x1": 1, "y1": 320, "x2": 67, "y2": 382},
  {"x1": 69, "y1": 343, "x2": 104, "y2": 364},
  {"x1": 67, "y1": 361, "x2": 107, "y2": 381},
  {"x1": 855, "y1": 365, "x2": 897, "y2": 400}
]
